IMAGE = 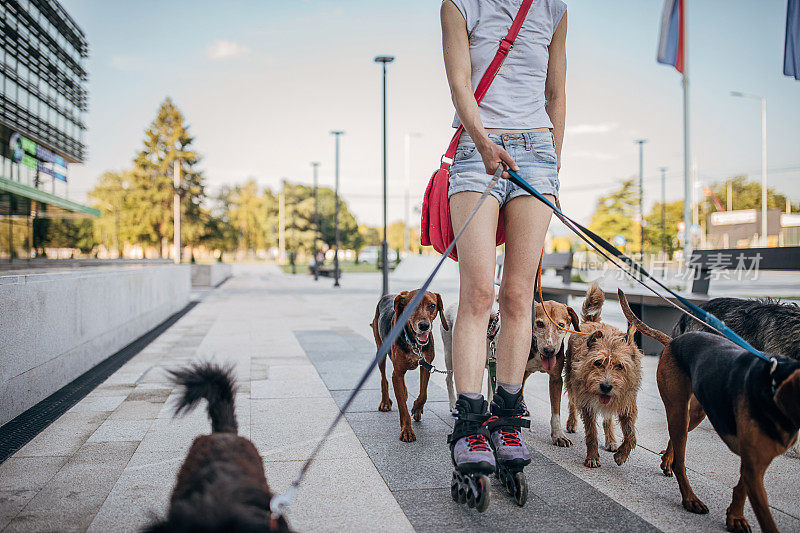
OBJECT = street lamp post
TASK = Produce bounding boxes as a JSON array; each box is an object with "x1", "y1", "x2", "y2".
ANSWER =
[
  {"x1": 634, "y1": 139, "x2": 648, "y2": 258},
  {"x1": 173, "y1": 159, "x2": 181, "y2": 264},
  {"x1": 731, "y1": 91, "x2": 768, "y2": 246},
  {"x1": 374, "y1": 55, "x2": 395, "y2": 297},
  {"x1": 311, "y1": 161, "x2": 320, "y2": 281},
  {"x1": 659, "y1": 167, "x2": 668, "y2": 256},
  {"x1": 330, "y1": 131, "x2": 345, "y2": 288},
  {"x1": 404, "y1": 132, "x2": 421, "y2": 254}
]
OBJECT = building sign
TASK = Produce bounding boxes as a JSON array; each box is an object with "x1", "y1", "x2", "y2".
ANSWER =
[
  {"x1": 781, "y1": 214, "x2": 800, "y2": 227},
  {"x1": 9, "y1": 132, "x2": 68, "y2": 182},
  {"x1": 710, "y1": 209, "x2": 757, "y2": 226}
]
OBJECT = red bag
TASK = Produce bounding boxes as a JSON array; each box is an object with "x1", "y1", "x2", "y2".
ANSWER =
[{"x1": 421, "y1": 0, "x2": 533, "y2": 261}]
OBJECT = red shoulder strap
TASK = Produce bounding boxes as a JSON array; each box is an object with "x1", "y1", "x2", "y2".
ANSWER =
[{"x1": 441, "y1": 0, "x2": 535, "y2": 168}]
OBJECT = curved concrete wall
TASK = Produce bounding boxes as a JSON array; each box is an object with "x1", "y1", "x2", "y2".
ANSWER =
[{"x1": 0, "y1": 265, "x2": 190, "y2": 425}]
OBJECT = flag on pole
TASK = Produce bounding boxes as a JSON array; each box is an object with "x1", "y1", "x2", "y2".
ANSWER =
[
  {"x1": 657, "y1": 0, "x2": 684, "y2": 73},
  {"x1": 786, "y1": 0, "x2": 800, "y2": 80}
]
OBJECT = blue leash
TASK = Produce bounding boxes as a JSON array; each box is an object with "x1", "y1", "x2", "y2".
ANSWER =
[{"x1": 505, "y1": 168, "x2": 772, "y2": 365}]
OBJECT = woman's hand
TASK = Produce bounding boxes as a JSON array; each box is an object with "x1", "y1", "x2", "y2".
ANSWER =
[{"x1": 477, "y1": 138, "x2": 518, "y2": 179}]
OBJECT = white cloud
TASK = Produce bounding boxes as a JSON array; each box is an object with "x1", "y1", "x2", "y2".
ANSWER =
[
  {"x1": 566, "y1": 122, "x2": 619, "y2": 135},
  {"x1": 206, "y1": 40, "x2": 251, "y2": 60}
]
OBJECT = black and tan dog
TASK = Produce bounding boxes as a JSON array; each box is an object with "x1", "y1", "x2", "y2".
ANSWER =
[
  {"x1": 371, "y1": 290, "x2": 448, "y2": 442},
  {"x1": 619, "y1": 290, "x2": 800, "y2": 533},
  {"x1": 144, "y1": 362, "x2": 291, "y2": 533}
]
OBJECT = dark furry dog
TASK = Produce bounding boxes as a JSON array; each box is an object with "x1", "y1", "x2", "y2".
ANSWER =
[
  {"x1": 674, "y1": 297, "x2": 800, "y2": 457},
  {"x1": 674, "y1": 297, "x2": 800, "y2": 361},
  {"x1": 143, "y1": 362, "x2": 291, "y2": 533},
  {"x1": 621, "y1": 291, "x2": 800, "y2": 533}
]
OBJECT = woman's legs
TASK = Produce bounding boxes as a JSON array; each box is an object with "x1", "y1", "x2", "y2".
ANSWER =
[
  {"x1": 496, "y1": 194, "x2": 554, "y2": 385},
  {"x1": 449, "y1": 191, "x2": 500, "y2": 395}
]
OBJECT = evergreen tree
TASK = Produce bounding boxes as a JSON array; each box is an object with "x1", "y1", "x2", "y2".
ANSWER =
[{"x1": 128, "y1": 97, "x2": 205, "y2": 256}]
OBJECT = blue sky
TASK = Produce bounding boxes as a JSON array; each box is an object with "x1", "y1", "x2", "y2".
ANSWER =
[{"x1": 62, "y1": 0, "x2": 800, "y2": 225}]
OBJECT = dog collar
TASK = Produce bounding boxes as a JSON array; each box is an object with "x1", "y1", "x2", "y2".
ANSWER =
[{"x1": 404, "y1": 329, "x2": 429, "y2": 350}]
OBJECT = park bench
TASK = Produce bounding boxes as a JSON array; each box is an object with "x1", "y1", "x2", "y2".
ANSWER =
[
  {"x1": 309, "y1": 263, "x2": 336, "y2": 278},
  {"x1": 495, "y1": 251, "x2": 573, "y2": 285},
  {"x1": 688, "y1": 246, "x2": 800, "y2": 294}
]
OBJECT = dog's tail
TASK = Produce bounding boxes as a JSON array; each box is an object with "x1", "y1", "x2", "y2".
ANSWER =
[
  {"x1": 168, "y1": 362, "x2": 238, "y2": 433},
  {"x1": 581, "y1": 284, "x2": 605, "y2": 322},
  {"x1": 617, "y1": 289, "x2": 672, "y2": 347}
]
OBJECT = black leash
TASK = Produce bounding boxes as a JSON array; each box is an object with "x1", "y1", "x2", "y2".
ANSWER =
[
  {"x1": 504, "y1": 169, "x2": 777, "y2": 372},
  {"x1": 269, "y1": 165, "x2": 503, "y2": 517}
]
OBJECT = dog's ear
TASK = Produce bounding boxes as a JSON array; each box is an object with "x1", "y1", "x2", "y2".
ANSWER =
[
  {"x1": 393, "y1": 291, "x2": 409, "y2": 320},
  {"x1": 587, "y1": 330, "x2": 603, "y2": 348},
  {"x1": 775, "y1": 369, "x2": 800, "y2": 428},
  {"x1": 626, "y1": 322, "x2": 637, "y2": 345},
  {"x1": 435, "y1": 293, "x2": 449, "y2": 331},
  {"x1": 567, "y1": 307, "x2": 580, "y2": 332}
]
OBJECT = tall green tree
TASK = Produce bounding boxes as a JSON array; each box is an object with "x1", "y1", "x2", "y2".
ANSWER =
[
  {"x1": 700, "y1": 175, "x2": 799, "y2": 215},
  {"x1": 643, "y1": 200, "x2": 683, "y2": 256},
  {"x1": 128, "y1": 97, "x2": 206, "y2": 256},
  {"x1": 588, "y1": 178, "x2": 639, "y2": 252}
]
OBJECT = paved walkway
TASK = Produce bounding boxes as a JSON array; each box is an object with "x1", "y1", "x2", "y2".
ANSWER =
[{"x1": 1, "y1": 263, "x2": 798, "y2": 532}]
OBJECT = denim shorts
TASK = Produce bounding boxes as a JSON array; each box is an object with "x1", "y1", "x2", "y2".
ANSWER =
[{"x1": 448, "y1": 131, "x2": 559, "y2": 206}]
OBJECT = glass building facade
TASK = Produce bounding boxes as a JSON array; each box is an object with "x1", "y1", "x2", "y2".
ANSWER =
[{"x1": 1, "y1": 0, "x2": 88, "y2": 191}]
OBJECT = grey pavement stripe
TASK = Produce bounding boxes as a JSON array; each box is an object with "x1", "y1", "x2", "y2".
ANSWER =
[{"x1": 295, "y1": 328, "x2": 662, "y2": 533}]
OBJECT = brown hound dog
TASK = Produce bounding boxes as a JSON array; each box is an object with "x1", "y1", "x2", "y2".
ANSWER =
[
  {"x1": 371, "y1": 290, "x2": 448, "y2": 442},
  {"x1": 522, "y1": 300, "x2": 581, "y2": 447},
  {"x1": 619, "y1": 289, "x2": 800, "y2": 533}
]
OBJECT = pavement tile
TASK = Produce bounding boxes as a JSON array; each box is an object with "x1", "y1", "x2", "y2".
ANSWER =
[
  {"x1": 264, "y1": 458, "x2": 413, "y2": 533},
  {"x1": 87, "y1": 419, "x2": 154, "y2": 442},
  {"x1": 0, "y1": 490, "x2": 37, "y2": 531},
  {"x1": 250, "y1": 398, "x2": 366, "y2": 462},
  {"x1": 250, "y1": 363, "x2": 329, "y2": 399},
  {"x1": 68, "y1": 395, "x2": 129, "y2": 413},
  {"x1": 6, "y1": 441, "x2": 138, "y2": 532},
  {"x1": 0, "y1": 456, "x2": 69, "y2": 492},
  {"x1": 14, "y1": 411, "x2": 109, "y2": 458}
]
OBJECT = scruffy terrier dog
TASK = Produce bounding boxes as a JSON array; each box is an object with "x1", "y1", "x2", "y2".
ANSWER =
[
  {"x1": 144, "y1": 362, "x2": 291, "y2": 533},
  {"x1": 565, "y1": 285, "x2": 643, "y2": 468}
]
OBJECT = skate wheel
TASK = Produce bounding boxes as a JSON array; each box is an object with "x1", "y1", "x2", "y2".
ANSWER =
[
  {"x1": 474, "y1": 475, "x2": 490, "y2": 513},
  {"x1": 450, "y1": 472, "x2": 459, "y2": 502},
  {"x1": 513, "y1": 471, "x2": 527, "y2": 507}
]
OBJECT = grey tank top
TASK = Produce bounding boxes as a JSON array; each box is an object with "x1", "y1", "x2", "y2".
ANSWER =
[{"x1": 450, "y1": 0, "x2": 567, "y2": 130}]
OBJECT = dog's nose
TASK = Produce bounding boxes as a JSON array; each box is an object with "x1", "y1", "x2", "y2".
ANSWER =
[
  {"x1": 418, "y1": 321, "x2": 430, "y2": 332},
  {"x1": 543, "y1": 347, "x2": 556, "y2": 357},
  {"x1": 599, "y1": 383, "x2": 613, "y2": 394}
]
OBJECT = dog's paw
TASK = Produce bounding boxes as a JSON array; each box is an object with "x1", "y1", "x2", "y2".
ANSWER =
[
  {"x1": 613, "y1": 449, "x2": 629, "y2": 466},
  {"x1": 682, "y1": 496, "x2": 709, "y2": 514},
  {"x1": 399, "y1": 427, "x2": 416, "y2": 442},
  {"x1": 660, "y1": 454, "x2": 674, "y2": 477},
  {"x1": 378, "y1": 400, "x2": 392, "y2": 412},
  {"x1": 566, "y1": 420, "x2": 577, "y2": 433},
  {"x1": 411, "y1": 405, "x2": 423, "y2": 422},
  {"x1": 584, "y1": 457, "x2": 601, "y2": 468},
  {"x1": 552, "y1": 434, "x2": 572, "y2": 447},
  {"x1": 605, "y1": 442, "x2": 619, "y2": 452},
  {"x1": 726, "y1": 513, "x2": 751, "y2": 533}
]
